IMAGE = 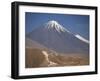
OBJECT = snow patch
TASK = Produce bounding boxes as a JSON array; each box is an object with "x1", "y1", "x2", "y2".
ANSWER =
[
  {"x1": 75, "y1": 34, "x2": 89, "y2": 44},
  {"x1": 45, "y1": 20, "x2": 70, "y2": 33}
]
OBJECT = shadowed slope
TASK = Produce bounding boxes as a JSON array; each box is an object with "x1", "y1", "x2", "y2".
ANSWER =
[{"x1": 27, "y1": 20, "x2": 89, "y2": 54}]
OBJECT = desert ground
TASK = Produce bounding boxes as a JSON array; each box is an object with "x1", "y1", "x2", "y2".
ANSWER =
[{"x1": 25, "y1": 48, "x2": 89, "y2": 68}]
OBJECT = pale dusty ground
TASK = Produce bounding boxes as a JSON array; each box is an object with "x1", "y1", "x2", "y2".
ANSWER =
[{"x1": 25, "y1": 48, "x2": 89, "y2": 68}]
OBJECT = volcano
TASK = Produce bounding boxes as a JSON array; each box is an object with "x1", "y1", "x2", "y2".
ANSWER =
[{"x1": 26, "y1": 20, "x2": 89, "y2": 54}]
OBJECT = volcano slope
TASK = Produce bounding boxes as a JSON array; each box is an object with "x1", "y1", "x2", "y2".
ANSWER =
[{"x1": 25, "y1": 20, "x2": 89, "y2": 68}]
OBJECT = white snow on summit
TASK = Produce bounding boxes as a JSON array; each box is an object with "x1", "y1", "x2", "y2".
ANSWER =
[
  {"x1": 45, "y1": 20, "x2": 70, "y2": 33},
  {"x1": 28, "y1": 20, "x2": 89, "y2": 53},
  {"x1": 75, "y1": 34, "x2": 89, "y2": 44}
]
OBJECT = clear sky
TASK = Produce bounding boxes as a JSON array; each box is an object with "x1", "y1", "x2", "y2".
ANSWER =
[{"x1": 25, "y1": 12, "x2": 89, "y2": 40}]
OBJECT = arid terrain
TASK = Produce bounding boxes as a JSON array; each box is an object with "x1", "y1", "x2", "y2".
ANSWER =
[
  {"x1": 25, "y1": 20, "x2": 89, "y2": 68},
  {"x1": 25, "y1": 48, "x2": 89, "y2": 68}
]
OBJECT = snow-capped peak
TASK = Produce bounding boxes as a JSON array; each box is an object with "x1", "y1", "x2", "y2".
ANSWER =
[
  {"x1": 45, "y1": 20, "x2": 70, "y2": 33},
  {"x1": 75, "y1": 34, "x2": 89, "y2": 44},
  {"x1": 48, "y1": 20, "x2": 58, "y2": 25}
]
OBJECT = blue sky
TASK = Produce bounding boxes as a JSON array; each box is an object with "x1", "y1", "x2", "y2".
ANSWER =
[{"x1": 25, "y1": 12, "x2": 89, "y2": 40}]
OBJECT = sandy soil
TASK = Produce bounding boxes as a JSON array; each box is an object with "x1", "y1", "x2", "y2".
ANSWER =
[{"x1": 25, "y1": 48, "x2": 89, "y2": 68}]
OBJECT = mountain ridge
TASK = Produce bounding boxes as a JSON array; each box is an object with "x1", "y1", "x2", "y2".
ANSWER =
[{"x1": 27, "y1": 20, "x2": 89, "y2": 54}]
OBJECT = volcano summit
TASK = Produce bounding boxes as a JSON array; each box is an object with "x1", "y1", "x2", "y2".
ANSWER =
[{"x1": 27, "y1": 20, "x2": 89, "y2": 54}]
